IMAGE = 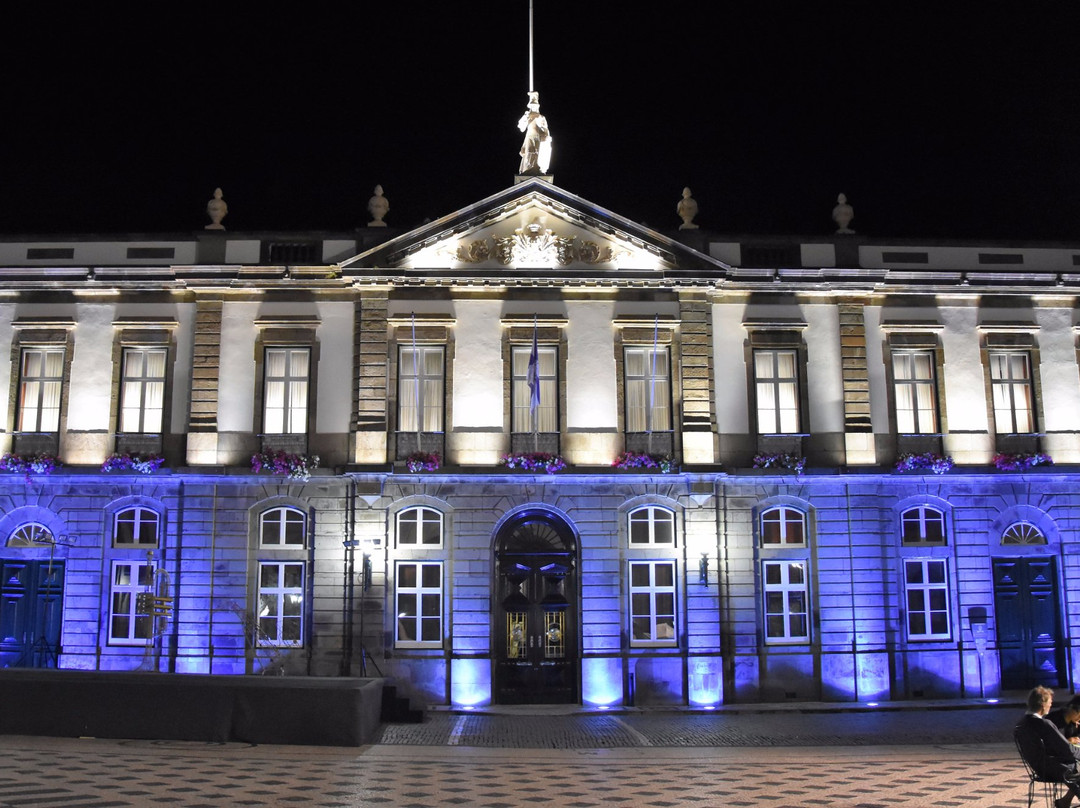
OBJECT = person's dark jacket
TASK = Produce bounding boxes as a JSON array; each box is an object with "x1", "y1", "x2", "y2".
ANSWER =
[
  {"x1": 1047, "y1": 707, "x2": 1080, "y2": 741},
  {"x1": 1016, "y1": 712, "x2": 1080, "y2": 780}
]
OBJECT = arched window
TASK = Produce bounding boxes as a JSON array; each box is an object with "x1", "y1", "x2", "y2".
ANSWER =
[
  {"x1": 1001, "y1": 521, "x2": 1046, "y2": 545},
  {"x1": 628, "y1": 506, "x2": 675, "y2": 546},
  {"x1": 900, "y1": 505, "x2": 946, "y2": 545},
  {"x1": 114, "y1": 506, "x2": 160, "y2": 546},
  {"x1": 260, "y1": 507, "x2": 306, "y2": 547},
  {"x1": 760, "y1": 506, "x2": 806, "y2": 546},
  {"x1": 7, "y1": 522, "x2": 53, "y2": 547},
  {"x1": 397, "y1": 506, "x2": 442, "y2": 547}
]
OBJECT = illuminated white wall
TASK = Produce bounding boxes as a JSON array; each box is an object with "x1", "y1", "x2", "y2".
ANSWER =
[
  {"x1": 217, "y1": 301, "x2": 258, "y2": 432},
  {"x1": 712, "y1": 303, "x2": 749, "y2": 433},
  {"x1": 565, "y1": 302, "x2": 617, "y2": 429},
  {"x1": 67, "y1": 303, "x2": 115, "y2": 430},
  {"x1": 0, "y1": 304, "x2": 15, "y2": 435},
  {"x1": 1035, "y1": 306, "x2": 1080, "y2": 433},
  {"x1": 316, "y1": 301, "x2": 354, "y2": 432},
  {"x1": 804, "y1": 305, "x2": 844, "y2": 434},
  {"x1": 940, "y1": 306, "x2": 988, "y2": 432},
  {"x1": 452, "y1": 300, "x2": 504, "y2": 428}
]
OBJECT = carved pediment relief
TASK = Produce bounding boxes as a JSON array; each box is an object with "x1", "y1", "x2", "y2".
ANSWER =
[{"x1": 430, "y1": 214, "x2": 637, "y2": 270}]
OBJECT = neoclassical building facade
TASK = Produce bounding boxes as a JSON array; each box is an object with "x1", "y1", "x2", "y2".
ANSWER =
[{"x1": 1, "y1": 177, "x2": 1077, "y2": 707}]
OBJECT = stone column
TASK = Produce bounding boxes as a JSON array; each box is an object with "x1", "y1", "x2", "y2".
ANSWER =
[
  {"x1": 353, "y1": 289, "x2": 390, "y2": 464},
  {"x1": 187, "y1": 296, "x2": 223, "y2": 465},
  {"x1": 839, "y1": 301, "x2": 876, "y2": 465},
  {"x1": 679, "y1": 292, "x2": 717, "y2": 464}
]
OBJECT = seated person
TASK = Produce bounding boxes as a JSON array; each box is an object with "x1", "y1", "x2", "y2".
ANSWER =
[
  {"x1": 1048, "y1": 696, "x2": 1080, "y2": 743},
  {"x1": 1016, "y1": 686, "x2": 1080, "y2": 808}
]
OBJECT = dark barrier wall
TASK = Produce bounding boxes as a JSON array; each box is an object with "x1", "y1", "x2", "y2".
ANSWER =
[{"x1": 0, "y1": 670, "x2": 385, "y2": 746}]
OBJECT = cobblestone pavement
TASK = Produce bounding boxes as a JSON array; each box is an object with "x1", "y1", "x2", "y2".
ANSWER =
[{"x1": 0, "y1": 706, "x2": 1042, "y2": 807}]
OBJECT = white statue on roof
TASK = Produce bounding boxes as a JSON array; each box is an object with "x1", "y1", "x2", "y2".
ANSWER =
[
  {"x1": 205, "y1": 188, "x2": 228, "y2": 230},
  {"x1": 367, "y1": 185, "x2": 389, "y2": 227},
  {"x1": 832, "y1": 193, "x2": 855, "y2": 234},
  {"x1": 677, "y1": 187, "x2": 699, "y2": 230},
  {"x1": 517, "y1": 91, "x2": 552, "y2": 175}
]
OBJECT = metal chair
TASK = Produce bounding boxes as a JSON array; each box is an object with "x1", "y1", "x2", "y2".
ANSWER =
[{"x1": 1015, "y1": 732, "x2": 1069, "y2": 808}]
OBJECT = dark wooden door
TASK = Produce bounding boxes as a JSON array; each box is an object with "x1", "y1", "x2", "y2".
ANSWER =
[
  {"x1": 0, "y1": 559, "x2": 64, "y2": 668},
  {"x1": 993, "y1": 557, "x2": 1063, "y2": 689},
  {"x1": 494, "y1": 513, "x2": 577, "y2": 704}
]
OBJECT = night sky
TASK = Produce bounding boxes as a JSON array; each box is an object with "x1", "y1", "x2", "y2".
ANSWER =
[{"x1": 2, "y1": 4, "x2": 1077, "y2": 242}]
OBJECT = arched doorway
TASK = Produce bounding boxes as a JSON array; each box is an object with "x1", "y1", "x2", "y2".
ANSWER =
[
  {"x1": 1, "y1": 523, "x2": 66, "y2": 669},
  {"x1": 494, "y1": 509, "x2": 578, "y2": 704}
]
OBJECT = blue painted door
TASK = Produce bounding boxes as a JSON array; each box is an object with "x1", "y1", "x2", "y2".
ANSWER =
[
  {"x1": 0, "y1": 559, "x2": 64, "y2": 668},
  {"x1": 993, "y1": 557, "x2": 1063, "y2": 689}
]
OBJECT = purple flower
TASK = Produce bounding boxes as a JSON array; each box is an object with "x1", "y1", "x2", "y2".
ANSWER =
[
  {"x1": 102, "y1": 452, "x2": 165, "y2": 474},
  {"x1": 752, "y1": 453, "x2": 806, "y2": 475},
  {"x1": 612, "y1": 452, "x2": 673, "y2": 474},
  {"x1": 500, "y1": 452, "x2": 567, "y2": 474},
  {"x1": 251, "y1": 449, "x2": 320, "y2": 480},
  {"x1": 895, "y1": 452, "x2": 954, "y2": 475},
  {"x1": 992, "y1": 452, "x2": 1053, "y2": 471},
  {"x1": 405, "y1": 452, "x2": 441, "y2": 473}
]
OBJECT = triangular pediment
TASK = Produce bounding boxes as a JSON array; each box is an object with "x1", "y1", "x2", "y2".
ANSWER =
[{"x1": 341, "y1": 178, "x2": 728, "y2": 278}]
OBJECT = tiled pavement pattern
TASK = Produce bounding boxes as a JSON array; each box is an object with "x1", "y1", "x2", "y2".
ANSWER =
[{"x1": 0, "y1": 706, "x2": 1037, "y2": 807}]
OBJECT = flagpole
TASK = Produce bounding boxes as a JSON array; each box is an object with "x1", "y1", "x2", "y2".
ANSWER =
[
  {"x1": 411, "y1": 313, "x2": 422, "y2": 454},
  {"x1": 648, "y1": 314, "x2": 658, "y2": 455},
  {"x1": 528, "y1": 0, "x2": 534, "y2": 93},
  {"x1": 529, "y1": 315, "x2": 540, "y2": 453}
]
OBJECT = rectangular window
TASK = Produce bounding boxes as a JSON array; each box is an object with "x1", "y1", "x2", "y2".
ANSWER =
[
  {"x1": 399, "y1": 346, "x2": 445, "y2": 433},
  {"x1": 763, "y1": 560, "x2": 810, "y2": 644},
  {"x1": 119, "y1": 347, "x2": 167, "y2": 433},
  {"x1": 629, "y1": 560, "x2": 677, "y2": 646},
  {"x1": 263, "y1": 348, "x2": 310, "y2": 434},
  {"x1": 109, "y1": 560, "x2": 154, "y2": 644},
  {"x1": 624, "y1": 346, "x2": 671, "y2": 432},
  {"x1": 512, "y1": 345, "x2": 558, "y2": 433},
  {"x1": 754, "y1": 349, "x2": 799, "y2": 434},
  {"x1": 18, "y1": 348, "x2": 64, "y2": 432},
  {"x1": 905, "y1": 559, "x2": 950, "y2": 640},
  {"x1": 395, "y1": 561, "x2": 443, "y2": 648},
  {"x1": 257, "y1": 561, "x2": 304, "y2": 647},
  {"x1": 989, "y1": 351, "x2": 1034, "y2": 433},
  {"x1": 893, "y1": 350, "x2": 937, "y2": 434}
]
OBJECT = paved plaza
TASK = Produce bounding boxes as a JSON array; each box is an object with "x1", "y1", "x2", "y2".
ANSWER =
[{"x1": 0, "y1": 704, "x2": 1046, "y2": 807}]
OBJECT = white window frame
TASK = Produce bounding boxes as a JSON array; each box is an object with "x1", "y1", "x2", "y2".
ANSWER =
[
  {"x1": 1001, "y1": 521, "x2": 1047, "y2": 545},
  {"x1": 7, "y1": 522, "x2": 53, "y2": 548},
  {"x1": 398, "y1": 346, "x2": 445, "y2": 433},
  {"x1": 396, "y1": 506, "x2": 443, "y2": 548},
  {"x1": 259, "y1": 506, "x2": 306, "y2": 547},
  {"x1": 257, "y1": 561, "x2": 305, "y2": 647},
  {"x1": 904, "y1": 559, "x2": 951, "y2": 640},
  {"x1": 512, "y1": 344, "x2": 558, "y2": 434},
  {"x1": 628, "y1": 559, "x2": 677, "y2": 647},
  {"x1": 114, "y1": 506, "x2": 160, "y2": 547},
  {"x1": 892, "y1": 350, "x2": 938, "y2": 434},
  {"x1": 624, "y1": 346, "x2": 671, "y2": 433},
  {"x1": 760, "y1": 506, "x2": 806, "y2": 547},
  {"x1": 763, "y1": 559, "x2": 810, "y2": 644},
  {"x1": 109, "y1": 559, "x2": 155, "y2": 645},
  {"x1": 263, "y1": 347, "x2": 310, "y2": 435},
  {"x1": 628, "y1": 506, "x2": 676, "y2": 546},
  {"x1": 754, "y1": 348, "x2": 799, "y2": 434},
  {"x1": 119, "y1": 347, "x2": 167, "y2": 434},
  {"x1": 395, "y1": 561, "x2": 443, "y2": 648},
  {"x1": 17, "y1": 347, "x2": 64, "y2": 433},
  {"x1": 989, "y1": 350, "x2": 1034, "y2": 434},
  {"x1": 900, "y1": 505, "x2": 946, "y2": 546}
]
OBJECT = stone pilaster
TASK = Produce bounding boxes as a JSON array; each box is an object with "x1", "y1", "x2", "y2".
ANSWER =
[
  {"x1": 186, "y1": 297, "x2": 222, "y2": 465},
  {"x1": 839, "y1": 302, "x2": 875, "y2": 464},
  {"x1": 353, "y1": 290, "x2": 389, "y2": 464},
  {"x1": 679, "y1": 292, "x2": 717, "y2": 464}
]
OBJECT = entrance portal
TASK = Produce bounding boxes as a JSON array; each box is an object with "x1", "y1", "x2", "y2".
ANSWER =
[
  {"x1": 0, "y1": 559, "x2": 64, "y2": 668},
  {"x1": 993, "y1": 557, "x2": 1064, "y2": 689},
  {"x1": 494, "y1": 510, "x2": 577, "y2": 704}
]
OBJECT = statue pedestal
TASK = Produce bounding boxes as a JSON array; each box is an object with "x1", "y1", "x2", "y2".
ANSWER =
[{"x1": 515, "y1": 174, "x2": 554, "y2": 185}]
